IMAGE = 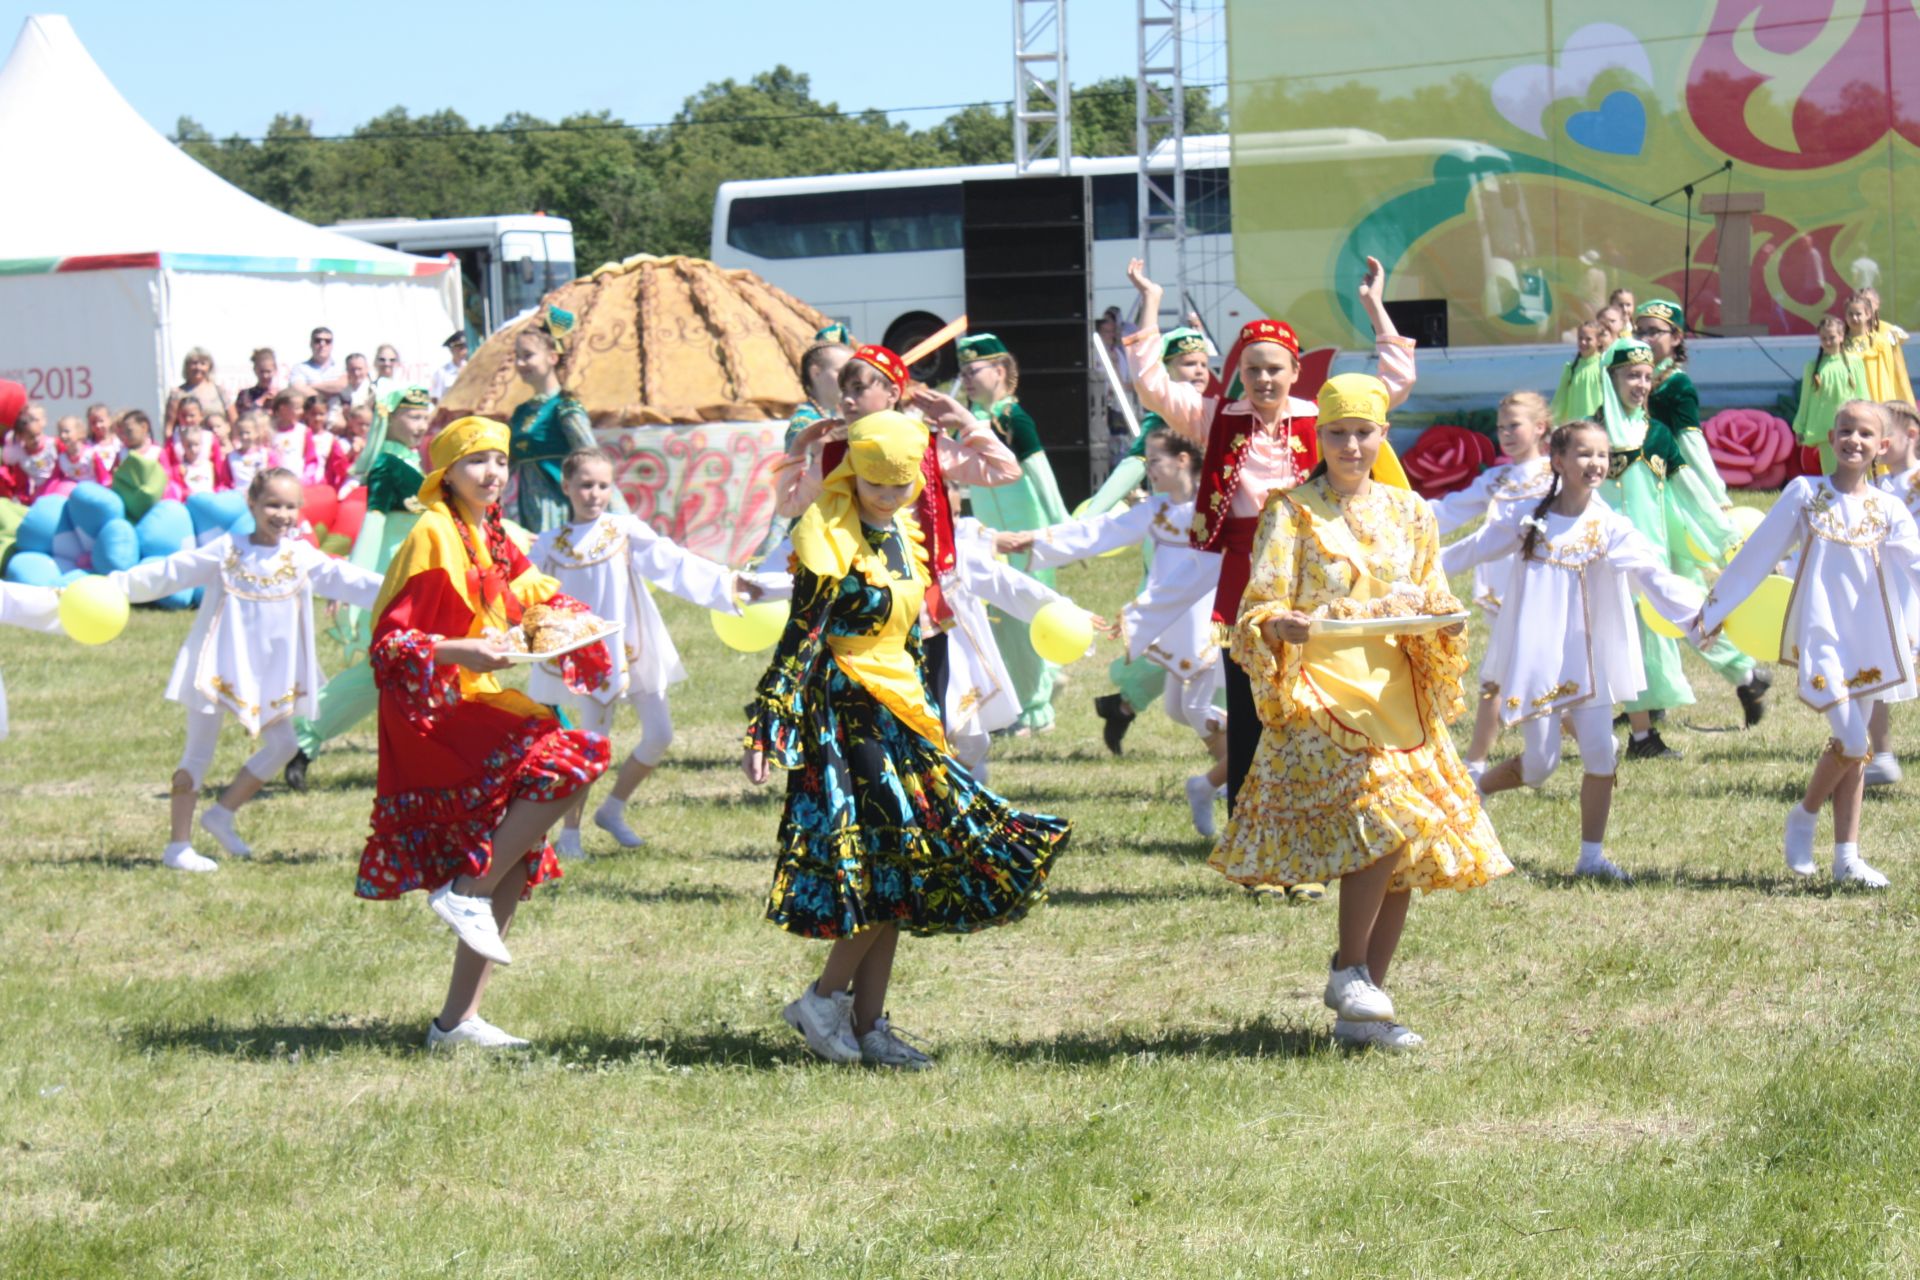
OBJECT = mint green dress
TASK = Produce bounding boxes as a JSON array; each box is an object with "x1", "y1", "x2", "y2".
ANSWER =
[
  {"x1": 1551, "y1": 353, "x2": 1607, "y2": 422},
  {"x1": 1791, "y1": 352, "x2": 1869, "y2": 474},
  {"x1": 965, "y1": 398, "x2": 1070, "y2": 731}
]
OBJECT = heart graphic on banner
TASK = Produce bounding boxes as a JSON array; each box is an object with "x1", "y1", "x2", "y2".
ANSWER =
[
  {"x1": 1565, "y1": 91, "x2": 1647, "y2": 156},
  {"x1": 1491, "y1": 22, "x2": 1653, "y2": 140}
]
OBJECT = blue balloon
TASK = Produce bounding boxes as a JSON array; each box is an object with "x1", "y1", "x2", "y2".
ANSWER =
[
  {"x1": 186, "y1": 490, "x2": 248, "y2": 538},
  {"x1": 15, "y1": 494, "x2": 66, "y2": 554},
  {"x1": 56, "y1": 568, "x2": 89, "y2": 588},
  {"x1": 95, "y1": 518, "x2": 140, "y2": 573},
  {"x1": 135, "y1": 499, "x2": 195, "y2": 559},
  {"x1": 3, "y1": 550, "x2": 61, "y2": 586},
  {"x1": 66, "y1": 482, "x2": 125, "y2": 538},
  {"x1": 153, "y1": 587, "x2": 201, "y2": 611}
]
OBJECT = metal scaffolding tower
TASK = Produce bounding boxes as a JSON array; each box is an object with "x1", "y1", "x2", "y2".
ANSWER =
[
  {"x1": 1136, "y1": 0, "x2": 1186, "y2": 323},
  {"x1": 1013, "y1": 0, "x2": 1070, "y2": 175}
]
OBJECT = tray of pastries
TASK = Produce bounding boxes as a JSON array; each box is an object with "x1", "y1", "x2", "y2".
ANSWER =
[
  {"x1": 1307, "y1": 588, "x2": 1468, "y2": 638},
  {"x1": 487, "y1": 603, "x2": 620, "y2": 663}
]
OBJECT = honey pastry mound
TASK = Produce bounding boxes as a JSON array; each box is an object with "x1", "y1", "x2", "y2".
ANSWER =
[
  {"x1": 494, "y1": 604, "x2": 609, "y2": 654},
  {"x1": 1314, "y1": 588, "x2": 1462, "y2": 621}
]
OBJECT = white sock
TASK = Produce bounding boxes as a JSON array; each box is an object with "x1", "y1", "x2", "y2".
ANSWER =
[
  {"x1": 1631, "y1": 730, "x2": 1651, "y2": 742},
  {"x1": 1579, "y1": 840, "x2": 1605, "y2": 864},
  {"x1": 1466, "y1": 759, "x2": 1486, "y2": 780},
  {"x1": 165, "y1": 841, "x2": 191, "y2": 856},
  {"x1": 1835, "y1": 841, "x2": 1859, "y2": 865}
]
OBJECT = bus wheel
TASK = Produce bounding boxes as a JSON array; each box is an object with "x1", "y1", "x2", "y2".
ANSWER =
[{"x1": 884, "y1": 314, "x2": 958, "y2": 385}]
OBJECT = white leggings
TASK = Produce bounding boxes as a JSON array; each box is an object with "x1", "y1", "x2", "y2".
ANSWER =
[
  {"x1": 178, "y1": 708, "x2": 300, "y2": 789},
  {"x1": 1825, "y1": 698, "x2": 1877, "y2": 758},
  {"x1": 1518, "y1": 703, "x2": 1618, "y2": 786},
  {"x1": 1162, "y1": 669, "x2": 1226, "y2": 738},
  {"x1": 568, "y1": 688, "x2": 675, "y2": 766}
]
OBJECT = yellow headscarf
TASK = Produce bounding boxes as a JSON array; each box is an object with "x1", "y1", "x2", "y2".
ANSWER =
[
  {"x1": 1314, "y1": 373, "x2": 1411, "y2": 489},
  {"x1": 417, "y1": 415, "x2": 511, "y2": 512},
  {"x1": 791, "y1": 411, "x2": 930, "y2": 582}
]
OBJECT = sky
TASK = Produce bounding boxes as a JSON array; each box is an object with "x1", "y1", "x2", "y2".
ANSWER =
[{"x1": 8, "y1": 1, "x2": 1182, "y2": 140}]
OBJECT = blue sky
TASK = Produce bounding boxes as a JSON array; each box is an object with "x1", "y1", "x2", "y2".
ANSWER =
[{"x1": 17, "y1": 1, "x2": 1162, "y2": 139}]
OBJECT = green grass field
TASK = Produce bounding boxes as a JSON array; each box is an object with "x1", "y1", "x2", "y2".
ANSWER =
[{"x1": 4, "y1": 500, "x2": 1919, "y2": 1277}]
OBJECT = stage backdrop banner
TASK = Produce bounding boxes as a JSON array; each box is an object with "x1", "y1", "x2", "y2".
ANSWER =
[
  {"x1": 0, "y1": 267, "x2": 164, "y2": 418},
  {"x1": 594, "y1": 420, "x2": 787, "y2": 568},
  {"x1": 1228, "y1": 0, "x2": 1917, "y2": 345}
]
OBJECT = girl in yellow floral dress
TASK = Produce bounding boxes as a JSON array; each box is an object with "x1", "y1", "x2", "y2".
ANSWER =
[{"x1": 1211, "y1": 374, "x2": 1509, "y2": 1052}]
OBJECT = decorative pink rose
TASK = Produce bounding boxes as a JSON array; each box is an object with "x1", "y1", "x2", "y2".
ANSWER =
[
  {"x1": 1703, "y1": 408, "x2": 1794, "y2": 490},
  {"x1": 1403, "y1": 425, "x2": 1495, "y2": 498}
]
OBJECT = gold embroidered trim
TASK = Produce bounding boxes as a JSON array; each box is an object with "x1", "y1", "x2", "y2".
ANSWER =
[
  {"x1": 1847, "y1": 667, "x2": 1883, "y2": 689},
  {"x1": 1805, "y1": 483, "x2": 1890, "y2": 548},
  {"x1": 1531, "y1": 680, "x2": 1579, "y2": 709}
]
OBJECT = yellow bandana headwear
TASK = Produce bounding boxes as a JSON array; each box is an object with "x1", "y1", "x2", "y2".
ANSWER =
[
  {"x1": 1313, "y1": 373, "x2": 1411, "y2": 489},
  {"x1": 791, "y1": 410, "x2": 929, "y2": 582},
  {"x1": 417, "y1": 415, "x2": 510, "y2": 512}
]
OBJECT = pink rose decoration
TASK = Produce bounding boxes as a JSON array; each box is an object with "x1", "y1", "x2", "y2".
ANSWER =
[
  {"x1": 1403, "y1": 425, "x2": 1495, "y2": 498},
  {"x1": 1703, "y1": 408, "x2": 1794, "y2": 490}
]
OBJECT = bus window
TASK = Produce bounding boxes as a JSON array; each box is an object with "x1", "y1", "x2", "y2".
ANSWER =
[
  {"x1": 866, "y1": 185, "x2": 962, "y2": 253},
  {"x1": 452, "y1": 246, "x2": 492, "y2": 336},
  {"x1": 501, "y1": 231, "x2": 549, "y2": 319},
  {"x1": 727, "y1": 190, "x2": 865, "y2": 259},
  {"x1": 1091, "y1": 174, "x2": 1136, "y2": 241},
  {"x1": 1186, "y1": 168, "x2": 1231, "y2": 235},
  {"x1": 543, "y1": 231, "x2": 577, "y2": 291}
]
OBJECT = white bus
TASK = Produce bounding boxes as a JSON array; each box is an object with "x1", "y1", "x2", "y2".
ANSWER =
[
  {"x1": 330, "y1": 214, "x2": 577, "y2": 342},
  {"x1": 710, "y1": 137, "x2": 1250, "y2": 380}
]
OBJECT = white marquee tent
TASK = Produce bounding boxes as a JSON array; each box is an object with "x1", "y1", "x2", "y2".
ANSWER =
[{"x1": 0, "y1": 14, "x2": 460, "y2": 419}]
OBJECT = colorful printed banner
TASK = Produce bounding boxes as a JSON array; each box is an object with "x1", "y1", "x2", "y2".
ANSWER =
[
  {"x1": 1229, "y1": 1, "x2": 1916, "y2": 345},
  {"x1": 594, "y1": 421, "x2": 787, "y2": 568}
]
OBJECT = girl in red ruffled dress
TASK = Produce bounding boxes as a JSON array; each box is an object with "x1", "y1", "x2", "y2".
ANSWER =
[{"x1": 355, "y1": 415, "x2": 611, "y2": 1051}]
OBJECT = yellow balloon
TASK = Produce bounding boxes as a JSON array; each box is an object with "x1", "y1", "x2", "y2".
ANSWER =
[
  {"x1": 59, "y1": 575, "x2": 130, "y2": 646},
  {"x1": 1637, "y1": 595, "x2": 1684, "y2": 640},
  {"x1": 1030, "y1": 599, "x2": 1094, "y2": 665},
  {"x1": 710, "y1": 600, "x2": 788, "y2": 653},
  {"x1": 1723, "y1": 574, "x2": 1794, "y2": 663}
]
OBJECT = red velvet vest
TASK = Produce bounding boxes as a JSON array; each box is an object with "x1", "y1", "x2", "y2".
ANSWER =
[{"x1": 1188, "y1": 388, "x2": 1320, "y2": 550}]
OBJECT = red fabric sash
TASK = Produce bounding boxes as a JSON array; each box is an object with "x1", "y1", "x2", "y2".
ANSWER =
[{"x1": 1210, "y1": 515, "x2": 1262, "y2": 624}]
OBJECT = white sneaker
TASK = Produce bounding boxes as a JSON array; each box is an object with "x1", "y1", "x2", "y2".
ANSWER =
[
  {"x1": 593, "y1": 800, "x2": 646, "y2": 848},
  {"x1": 428, "y1": 882, "x2": 512, "y2": 965},
  {"x1": 858, "y1": 1016, "x2": 934, "y2": 1070},
  {"x1": 1833, "y1": 851, "x2": 1891, "y2": 889},
  {"x1": 162, "y1": 842, "x2": 218, "y2": 873},
  {"x1": 1784, "y1": 805, "x2": 1818, "y2": 877},
  {"x1": 1573, "y1": 849, "x2": 1631, "y2": 882},
  {"x1": 1332, "y1": 1018, "x2": 1425, "y2": 1052},
  {"x1": 427, "y1": 1016, "x2": 531, "y2": 1051},
  {"x1": 1323, "y1": 957, "x2": 1394, "y2": 1022},
  {"x1": 1865, "y1": 752, "x2": 1903, "y2": 787},
  {"x1": 781, "y1": 984, "x2": 862, "y2": 1064},
  {"x1": 554, "y1": 828, "x2": 586, "y2": 861},
  {"x1": 199, "y1": 805, "x2": 252, "y2": 859},
  {"x1": 1466, "y1": 760, "x2": 1487, "y2": 785},
  {"x1": 1185, "y1": 774, "x2": 1217, "y2": 838}
]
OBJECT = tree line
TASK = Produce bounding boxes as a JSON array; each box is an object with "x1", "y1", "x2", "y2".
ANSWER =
[{"x1": 175, "y1": 68, "x2": 1224, "y2": 275}]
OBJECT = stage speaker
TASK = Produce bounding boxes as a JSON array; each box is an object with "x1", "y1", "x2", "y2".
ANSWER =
[
  {"x1": 961, "y1": 175, "x2": 1101, "y2": 507},
  {"x1": 1385, "y1": 298, "x2": 1449, "y2": 350}
]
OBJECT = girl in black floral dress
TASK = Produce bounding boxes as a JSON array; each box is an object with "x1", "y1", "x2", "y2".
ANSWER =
[{"x1": 743, "y1": 411, "x2": 1070, "y2": 1069}]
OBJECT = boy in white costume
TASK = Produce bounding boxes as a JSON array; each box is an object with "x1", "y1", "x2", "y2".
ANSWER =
[
  {"x1": 528, "y1": 448, "x2": 765, "y2": 858},
  {"x1": 108, "y1": 469, "x2": 383, "y2": 871},
  {"x1": 1444, "y1": 421, "x2": 1707, "y2": 881},
  {"x1": 998, "y1": 427, "x2": 1229, "y2": 835},
  {"x1": 1699, "y1": 401, "x2": 1920, "y2": 888}
]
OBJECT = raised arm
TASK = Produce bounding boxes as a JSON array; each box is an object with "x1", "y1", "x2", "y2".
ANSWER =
[
  {"x1": 626, "y1": 517, "x2": 740, "y2": 613},
  {"x1": 1359, "y1": 255, "x2": 1418, "y2": 408},
  {"x1": 1022, "y1": 501, "x2": 1155, "y2": 570},
  {"x1": 1439, "y1": 505, "x2": 1527, "y2": 576},
  {"x1": 1123, "y1": 259, "x2": 1209, "y2": 443},
  {"x1": 1698, "y1": 481, "x2": 1808, "y2": 637}
]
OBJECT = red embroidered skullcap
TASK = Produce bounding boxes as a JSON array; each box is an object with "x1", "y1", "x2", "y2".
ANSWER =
[
  {"x1": 1235, "y1": 319, "x2": 1299, "y2": 356},
  {"x1": 851, "y1": 344, "x2": 910, "y2": 392}
]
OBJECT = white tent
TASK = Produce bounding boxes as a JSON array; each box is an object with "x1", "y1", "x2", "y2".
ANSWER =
[{"x1": 0, "y1": 14, "x2": 460, "y2": 420}]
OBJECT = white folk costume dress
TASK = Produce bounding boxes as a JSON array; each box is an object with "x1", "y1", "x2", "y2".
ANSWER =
[
  {"x1": 940, "y1": 516, "x2": 1067, "y2": 778},
  {"x1": 0, "y1": 583, "x2": 60, "y2": 740},
  {"x1": 109, "y1": 533, "x2": 382, "y2": 783},
  {"x1": 1024, "y1": 493, "x2": 1225, "y2": 738},
  {"x1": 1442, "y1": 499, "x2": 1705, "y2": 782},
  {"x1": 526, "y1": 513, "x2": 740, "y2": 764},
  {"x1": 1699, "y1": 476, "x2": 1920, "y2": 754},
  {"x1": 1878, "y1": 464, "x2": 1920, "y2": 522}
]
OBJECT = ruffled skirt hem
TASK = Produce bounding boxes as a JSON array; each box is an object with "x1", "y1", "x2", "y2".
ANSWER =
[{"x1": 355, "y1": 721, "x2": 609, "y2": 900}]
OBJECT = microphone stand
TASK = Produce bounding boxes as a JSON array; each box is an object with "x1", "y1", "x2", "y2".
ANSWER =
[{"x1": 1648, "y1": 160, "x2": 1733, "y2": 336}]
